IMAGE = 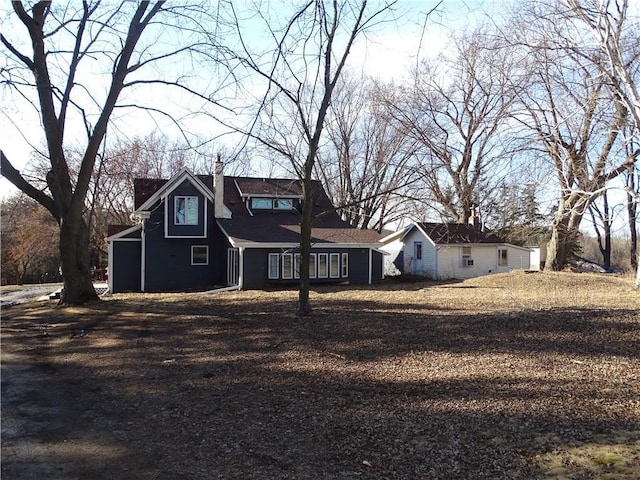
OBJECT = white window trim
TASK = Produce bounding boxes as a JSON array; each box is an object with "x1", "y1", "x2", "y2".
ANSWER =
[
  {"x1": 191, "y1": 245, "x2": 209, "y2": 265},
  {"x1": 330, "y1": 253, "x2": 340, "y2": 278},
  {"x1": 175, "y1": 196, "x2": 199, "y2": 225},
  {"x1": 341, "y1": 253, "x2": 349, "y2": 277},
  {"x1": 309, "y1": 253, "x2": 317, "y2": 279},
  {"x1": 498, "y1": 248, "x2": 508, "y2": 266},
  {"x1": 251, "y1": 198, "x2": 272, "y2": 210},
  {"x1": 274, "y1": 198, "x2": 293, "y2": 210},
  {"x1": 294, "y1": 253, "x2": 301, "y2": 279},
  {"x1": 268, "y1": 253, "x2": 279, "y2": 279},
  {"x1": 282, "y1": 253, "x2": 293, "y2": 279},
  {"x1": 318, "y1": 253, "x2": 329, "y2": 278}
]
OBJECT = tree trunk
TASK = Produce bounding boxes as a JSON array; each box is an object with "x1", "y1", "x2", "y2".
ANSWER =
[
  {"x1": 59, "y1": 214, "x2": 98, "y2": 304},
  {"x1": 545, "y1": 214, "x2": 581, "y2": 271},
  {"x1": 297, "y1": 182, "x2": 313, "y2": 317}
]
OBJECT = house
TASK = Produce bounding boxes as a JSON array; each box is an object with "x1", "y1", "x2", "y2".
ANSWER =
[
  {"x1": 106, "y1": 161, "x2": 384, "y2": 293},
  {"x1": 380, "y1": 222, "x2": 533, "y2": 280}
]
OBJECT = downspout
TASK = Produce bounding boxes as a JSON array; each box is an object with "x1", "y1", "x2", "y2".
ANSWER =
[
  {"x1": 141, "y1": 221, "x2": 146, "y2": 292},
  {"x1": 107, "y1": 240, "x2": 113, "y2": 293},
  {"x1": 238, "y1": 246, "x2": 245, "y2": 289}
]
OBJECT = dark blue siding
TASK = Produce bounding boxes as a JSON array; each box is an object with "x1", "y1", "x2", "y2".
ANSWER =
[
  {"x1": 112, "y1": 241, "x2": 141, "y2": 293},
  {"x1": 142, "y1": 198, "x2": 225, "y2": 292}
]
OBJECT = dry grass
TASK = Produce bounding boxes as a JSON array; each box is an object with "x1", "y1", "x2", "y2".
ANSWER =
[{"x1": 2, "y1": 271, "x2": 639, "y2": 479}]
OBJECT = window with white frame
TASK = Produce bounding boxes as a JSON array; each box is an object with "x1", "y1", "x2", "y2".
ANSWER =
[
  {"x1": 341, "y1": 253, "x2": 348, "y2": 277},
  {"x1": 294, "y1": 253, "x2": 301, "y2": 279},
  {"x1": 318, "y1": 253, "x2": 328, "y2": 278},
  {"x1": 309, "y1": 253, "x2": 317, "y2": 278},
  {"x1": 330, "y1": 253, "x2": 340, "y2": 278},
  {"x1": 268, "y1": 253, "x2": 279, "y2": 279},
  {"x1": 175, "y1": 196, "x2": 198, "y2": 225},
  {"x1": 191, "y1": 245, "x2": 208, "y2": 265},
  {"x1": 282, "y1": 254, "x2": 293, "y2": 279},
  {"x1": 498, "y1": 248, "x2": 508, "y2": 266},
  {"x1": 251, "y1": 198, "x2": 272, "y2": 210},
  {"x1": 273, "y1": 198, "x2": 293, "y2": 210}
]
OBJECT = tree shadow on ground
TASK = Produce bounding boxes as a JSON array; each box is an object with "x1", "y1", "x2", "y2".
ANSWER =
[{"x1": 2, "y1": 293, "x2": 639, "y2": 479}]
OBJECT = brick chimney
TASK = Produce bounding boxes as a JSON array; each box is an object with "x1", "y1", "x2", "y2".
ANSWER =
[{"x1": 214, "y1": 154, "x2": 224, "y2": 218}]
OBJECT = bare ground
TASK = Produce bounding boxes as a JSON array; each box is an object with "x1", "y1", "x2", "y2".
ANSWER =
[{"x1": 1, "y1": 271, "x2": 639, "y2": 479}]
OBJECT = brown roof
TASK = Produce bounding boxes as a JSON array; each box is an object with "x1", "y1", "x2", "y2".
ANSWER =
[
  {"x1": 417, "y1": 222, "x2": 505, "y2": 244},
  {"x1": 234, "y1": 177, "x2": 302, "y2": 197},
  {"x1": 133, "y1": 175, "x2": 214, "y2": 209}
]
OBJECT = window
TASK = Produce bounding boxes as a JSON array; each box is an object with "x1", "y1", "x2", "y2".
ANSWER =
[
  {"x1": 342, "y1": 253, "x2": 349, "y2": 277},
  {"x1": 282, "y1": 254, "x2": 293, "y2": 279},
  {"x1": 318, "y1": 253, "x2": 328, "y2": 278},
  {"x1": 294, "y1": 253, "x2": 301, "y2": 279},
  {"x1": 415, "y1": 242, "x2": 423, "y2": 260},
  {"x1": 191, "y1": 246, "x2": 208, "y2": 265},
  {"x1": 309, "y1": 253, "x2": 317, "y2": 278},
  {"x1": 268, "y1": 253, "x2": 279, "y2": 279},
  {"x1": 330, "y1": 253, "x2": 340, "y2": 278},
  {"x1": 251, "y1": 198, "x2": 272, "y2": 210},
  {"x1": 274, "y1": 198, "x2": 293, "y2": 210},
  {"x1": 462, "y1": 246, "x2": 473, "y2": 267},
  {"x1": 498, "y1": 248, "x2": 508, "y2": 266},
  {"x1": 175, "y1": 196, "x2": 198, "y2": 225}
]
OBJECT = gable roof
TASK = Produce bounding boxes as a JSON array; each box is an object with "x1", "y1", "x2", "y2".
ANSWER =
[
  {"x1": 135, "y1": 169, "x2": 215, "y2": 211},
  {"x1": 414, "y1": 222, "x2": 505, "y2": 245}
]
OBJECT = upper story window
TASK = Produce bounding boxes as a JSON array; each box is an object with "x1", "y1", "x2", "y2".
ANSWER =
[
  {"x1": 175, "y1": 196, "x2": 198, "y2": 225},
  {"x1": 251, "y1": 198, "x2": 272, "y2": 210},
  {"x1": 274, "y1": 198, "x2": 293, "y2": 210},
  {"x1": 250, "y1": 197, "x2": 294, "y2": 211}
]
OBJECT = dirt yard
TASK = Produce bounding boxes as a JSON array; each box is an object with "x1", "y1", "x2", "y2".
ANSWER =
[{"x1": 2, "y1": 271, "x2": 639, "y2": 479}]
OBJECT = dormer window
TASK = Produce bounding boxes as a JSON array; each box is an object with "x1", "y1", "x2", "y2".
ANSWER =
[
  {"x1": 250, "y1": 197, "x2": 294, "y2": 211},
  {"x1": 274, "y1": 198, "x2": 293, "y2": 210},
  {"x1": 175, "y1": 196, "x2": 198, "y2": 225},
  {"x1": 251, "y1": 198, "x2": 272, "y2": 210}
]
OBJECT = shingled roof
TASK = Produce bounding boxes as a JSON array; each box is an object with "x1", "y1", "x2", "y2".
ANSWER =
[
  {"x1": 219, "y1": 177, "x2": 381, "y2": 245},
  {"x1": 417, "y1": 222, "x2": 505, "y2": 245},
  {"x1": 130, "y1": 174, "x2": 381, "y2": 246}
]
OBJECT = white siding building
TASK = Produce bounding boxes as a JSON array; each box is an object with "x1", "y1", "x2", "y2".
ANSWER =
[{"x1": 381, "y1": 222, "x2": 533, "y2": 280}]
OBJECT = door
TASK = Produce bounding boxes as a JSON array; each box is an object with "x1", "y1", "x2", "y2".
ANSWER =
[{"x1": 413, "y1": 242, "x2": 423, "y2": 275}]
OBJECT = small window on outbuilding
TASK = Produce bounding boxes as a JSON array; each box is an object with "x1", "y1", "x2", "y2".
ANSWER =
[{"x1": 498, "y1": 248, "x2": 508, "y2": 266}]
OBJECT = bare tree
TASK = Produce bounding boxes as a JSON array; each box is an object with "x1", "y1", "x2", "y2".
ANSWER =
[
  {"x1": 391, "y1": 25, "x2": 521, "y2": 225},
  {"x1": 316, "y1": 76, "x2": 419, "y2": 232},
  {"x1": 508, "y1": 1, "x2": 637, "y2": 271},
  {"x1": 566, "y1": 0, "x2": 640, "y2": 286},
  {"x1": 0, "y1": 2, "x2": 225, "y2": 303},
  {"x1": 222, "y1": 1, "x2": 396, "y2": 315},
  {"x1": 1, "y1": 194, "x2": 59, "y2": 285}
]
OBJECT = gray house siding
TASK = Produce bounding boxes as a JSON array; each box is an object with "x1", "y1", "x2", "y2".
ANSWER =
[
  {"x1": 111, "y1": 240, "x2": 141, "y2": 292},
  {"x1": 371, "y1": 250, "x2": 384, "y2": 281},
  {"x1": 242, "y1": 249, "x2": 267, "y2": 290}
]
